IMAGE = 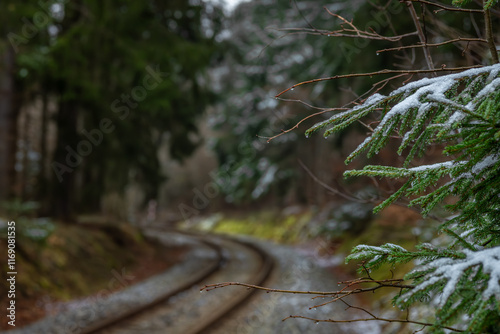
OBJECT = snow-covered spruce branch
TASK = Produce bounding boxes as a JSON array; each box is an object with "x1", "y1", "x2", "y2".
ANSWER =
[
  {"x1": 397, "y1": 246, "x2": 500, "y2": 332},
  {"x1": 303, "y1": 62, "x2": 500, "y2": 331},
  {"x1": 305, "y1": 65, "x2": 500, "y2": 218},
  {"x1": 345, "y1": 243, "x2": 465, "y2": 272},
  {"x1": 345, "y1": 244, "x2": 500, "y2": 331},
  {"x1": 400, "y1": 247, "x2": 500, "y2": 305},
  {"x1": 306, "y1": 64, "x2": 500, "y2": 159},
  {"x1": 275, "y1": 65, "x2": 484, "y2": 98},
  {"x1": 266, "y1": 65, "x2": 494, "y2": 143}
]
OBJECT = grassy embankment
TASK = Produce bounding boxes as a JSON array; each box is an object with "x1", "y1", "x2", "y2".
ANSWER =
[{"x1": 0, "y1": 217, "x2": 183, "y2": 329}]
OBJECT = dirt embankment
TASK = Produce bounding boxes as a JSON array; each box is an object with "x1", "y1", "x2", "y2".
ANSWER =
[{"x1": 0, "y1": 222, "x2": 185, "y2": 330}]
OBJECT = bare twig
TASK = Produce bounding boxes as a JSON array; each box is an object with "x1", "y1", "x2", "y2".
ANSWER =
[
  {"x1": 201, "y1": 282, "x2": 336, "y2": 295},
  {"x1": 298, "y1": 159, "x2": 368, "y2": 203},
  {"x1": 283, "y1": 313, "x2": 463, "y2": 332},
  {"x1": 276, "y1": 26, "x2": 418, "y2": 41},
  {"x1": 286, "y1": 300, "x2": 464, "y2": 333},
  {"x1": 405, "y1": 0, "x2": 483, "y2": 13},
  {"x1": 201, "y1": 277, "x2": 413, "y2": 297},
  {"x1": 484, "y1": 6, "x2": 500, "y2": 63},
  {"x1": 320, "y1": 7, "x2": 418, "y2": 41},
  {"x1": 275, "y1": 65, "x2": 483, "y2": 97},
  {"x1": 377, "y1": 37, "x2": 488, "y2": 53},
  {"x1": 265, "y1": 71, "x2": 422, "y2": 144},
  {"x1": 257, "y1": 109, "x2": 332, "y2": 142},
  {"x1": 326, "y1": 9, "x2": 361, "y2": 37},
  {"x1": 308, "y1": 276, "x2": 413, "y2": 309},
  {"x1": 276, "y1": 98, "x2": 346, "y2": 112},
  {"x1": 406, "y1": 1, "x2": 435, "y2": 71},
  {"x1": 292, "y1": 0, "x2": 319, "y2": 32}
]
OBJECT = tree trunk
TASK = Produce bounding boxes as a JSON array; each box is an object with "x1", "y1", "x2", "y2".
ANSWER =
[
  {"x1": 50, "y1": 99, "x2": 79, "y2": 222},
  {"x1": 37, "y1": 89, "x2": 50, "y2": 214},
  {"x1": 0, "y1": 46, "x2": 19, "y2": 203}
]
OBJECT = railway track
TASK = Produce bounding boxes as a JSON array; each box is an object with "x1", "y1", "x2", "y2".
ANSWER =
[{"x1": 11, "y1": 230, "x2": 274, "y2": 334}]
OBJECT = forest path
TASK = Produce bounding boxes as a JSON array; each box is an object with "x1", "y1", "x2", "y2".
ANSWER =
[{"x1": 7, "y1": 230, "x2": 376, "y2": 334}]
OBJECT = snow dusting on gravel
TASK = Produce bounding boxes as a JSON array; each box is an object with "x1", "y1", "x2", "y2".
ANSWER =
[{"x1": 207, "y1": 236, "x2": 381, "y2": 334}]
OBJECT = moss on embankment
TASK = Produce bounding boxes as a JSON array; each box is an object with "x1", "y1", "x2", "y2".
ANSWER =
[{"x1": 0, "y1": 220, "x2": 181, "y2": 329}]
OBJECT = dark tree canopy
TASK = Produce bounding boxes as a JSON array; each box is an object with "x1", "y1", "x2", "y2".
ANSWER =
[{"x1": 1, "y1": 0, "x2": 222, "y2": 220}]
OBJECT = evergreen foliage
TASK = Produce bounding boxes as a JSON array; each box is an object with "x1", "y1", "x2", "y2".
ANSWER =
[
  {"x1": 1, "y1": 0, "x2": 222, "y2": 217},
  {"x1": 310, "y1": 58, "x2": 500, "y2": 331},
  {"x1": 212, "y1": 0, "x2": 346, "y2": 203},
  {"x1": 212, "y1": 0, "x2": 408, "y2": 204},
  {"x1": 215, "y1": 0, "x2": 499, "y2": 331},
  {"x1": 294, "y1": 2, "x2": 500, "y2": 331}
]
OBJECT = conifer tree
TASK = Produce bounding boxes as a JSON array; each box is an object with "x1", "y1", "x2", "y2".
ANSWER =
[
  {"x1": 299, "y1": 1, "x2": 500, "y2": 332},
  {"x1": 206, "y1": 1, "x2": 500, "y2": 332},
  {"x1": 306, "y1": 62, "x2": 500, "y2": 332},
  {"x1": 1, "y1": 0, "x2": 221, "y2": 219}
]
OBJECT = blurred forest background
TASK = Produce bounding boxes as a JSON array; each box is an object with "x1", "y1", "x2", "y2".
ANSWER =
[
  {"x1": 1, "y1": 0, "x2": 492, "y2": 225},
  {"x1": 1, "y1": 0, "x2": 498, "y2": 329}
]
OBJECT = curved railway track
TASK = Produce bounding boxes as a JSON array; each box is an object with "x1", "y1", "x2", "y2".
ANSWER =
[{"x1": 11, "y1": 230, "x2": 274, "y2": 334}]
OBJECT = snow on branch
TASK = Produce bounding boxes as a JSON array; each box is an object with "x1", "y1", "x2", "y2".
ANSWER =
[
  {"x1": 346, "y1": 243, "x2": 465, "y2": 272},
  {"x1": 305, "y1": 64, "x2": 500, "y2": 165},
  {"x1": 402, "y1": 247, "x2": 500, "y2": 306}
]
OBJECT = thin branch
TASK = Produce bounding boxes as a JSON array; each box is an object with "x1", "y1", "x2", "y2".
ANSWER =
[
  {"x1": 484, "y1": 6, "x2": 500, "y2": 63},
  {"x1": 265, "y1": 73, "x2": 408, "y2": 143},
  {"x1": 308, "y1": 277, "x2": 413, "y2": 309},
  {"x1": 275, "y1": 65, "x2": 483, "y2": 97},
  {"x1": 298, "y1": 159, "x2": 368, "y2": 203},
  {"x1": 421, "y1": 2, "x2": 429, "y2": 47},
  {"x1": 275, "y1": 26, "x2": 418, "y2": 41},
  {"x1": 292, "y1": 0, "x2": 318, "y2": 32},
  {"x1": 426, "y1": 95, "x2": 490, "y2": 122},
  {"x1": 282, "y1": 303, "x2": 464, "y2": 332},
  {"x1": 470, "y1": 12, "x2": 483, "y2": 38},
  {"x1": 201, "y1": 282, "x2": 336, "y2": 295},
  {"x1": 326, "y1": 8, "x2": 361, "y2": 36},
  {"x1": 258, "y1": 109, "x2": 332, "y2": 142},
  {"x1": 282, "y1": 315, "x2": 464, "y2": 332},
  {"x1": 285, "y1": 298, "x2": 464, "y2": 332},
  {"x1": 405, "y1": 0, "x2": 483, "y2": 13},
  {"x1": 276, "y1": 98, "x2": 345, "y2": 112},
  {"x1": 321, "y1": 7, "x2": 418, "y2": 41},
  {"x1": 201, "y1": 277, "x2": 414, "y2": 296},
  {"x1": 406, "y1": 1, "x2": 435, "y2": 71},
  {"x1": 339, "y1": 299, "x2": 376, "y2": 318},
  {"x1": 377, "y1": 37, "x2": 488, "y2": 53},
  {"x1": 371, "y1": 73, "x2": 409, "y2": 92}
]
